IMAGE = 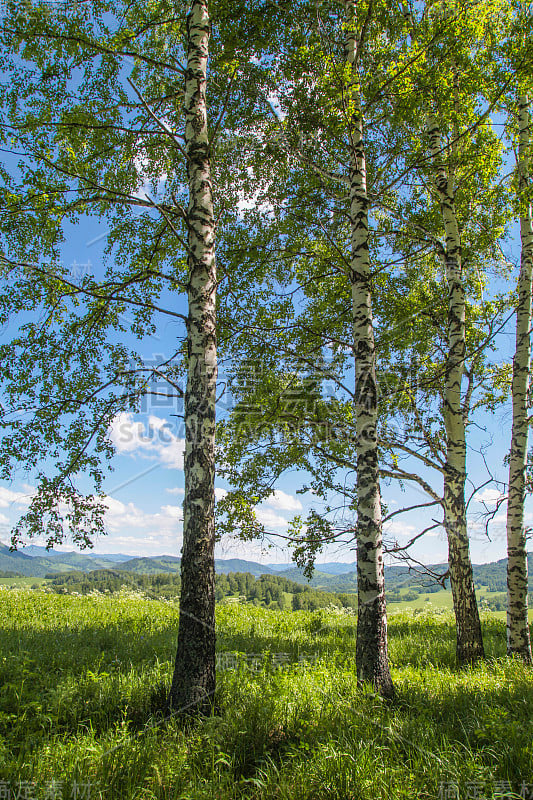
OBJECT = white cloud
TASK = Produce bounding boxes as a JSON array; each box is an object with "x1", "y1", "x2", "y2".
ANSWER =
[
  {"x1": 108, "y1": 412, "x2": 148, "y2": 454},
  {"x1": 236, "y1": 166, "x2": 276, "y2": 219},
  {"x1": 96, "y1": 532, "x2": 180, "y2": 554},
  {"x1": 255, "y1": 508, "x2": 290, "y2": 529},
  {"x1": 382, "y1": 520, "x2": 435, "y2": 539},
  {"x1": 156, "y1": 441, "x2": 186, "y2": 470},
  {"x1": 237, "y1": 188, "x2": 275, "y2": 218},
  {"x1": 104, "y1": 496, "x2": 154, "y2": 531},
  {"x1": 267, "y1": 93, "x2": 285, "y2": 121},
  {"x1": 215, "y1": 533, "x2": 289, "y2": 562},
  {"x1": 0, "y1": 486, "x2": 33, "y2": 508},
  {"x1": 148, "y1": 415, "x2": 169, "y2": 431},
  {"x1": 108, "y1": 412, "x2": 185, "y2": 470},
  {"x1": 103, "y1": 494, "x2": 183, "y2": 535},
  {"x1": 264, "y1": 490, "x2": 302, "y2": 512},
  {"x1": 132, "y1": 151, "x2": 168, "y2": 201},
  {"x1": 166, "y1": 487, "x2": 185, "y2": 495},
  {"x1": 208, "y1": 488, "x2": 298, "y2": 531},
  {"x1": 475, "y1": 488, "x2": 505, "y2": 506},
  {"x1": 160, "y1": 504, "x2": 183, "y2": 520}
]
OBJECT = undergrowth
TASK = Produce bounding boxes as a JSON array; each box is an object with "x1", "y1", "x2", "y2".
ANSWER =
[{"x1": 0, "y1": 590, "x2": 531, "y2": 799}]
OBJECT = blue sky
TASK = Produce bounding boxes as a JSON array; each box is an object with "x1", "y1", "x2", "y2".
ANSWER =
[
  {"x1": 0, "y1": 309, "x2": 528, "y2": 568},
  {"x1": 0, "y1": 141, "x2": 530, "y2": 568},
  {"x1": 0, "y1": 411, "x2": 526, "y2": 565}
]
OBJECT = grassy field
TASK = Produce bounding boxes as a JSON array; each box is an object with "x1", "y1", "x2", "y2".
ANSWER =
[
  {"x1": 1, "y1": 589, "x2": 532, "y2": 799},
  {"x1": 388, "y1": 588, "x2": 514, "y2": 617},
  {"x1": 0, "y1": 575, "x2": 515, "y2": 616},
  {"x1": 0, "y1": 576, "x2": 46, "y2": 588}
]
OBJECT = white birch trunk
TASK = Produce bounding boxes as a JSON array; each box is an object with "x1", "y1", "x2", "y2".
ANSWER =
[
  {"x1": 506, "y1": 94, "x2": 533, "y2": 662},
  {"x1": 428, "y1": 116, "x2": 484, "y2": 664},
  {"x1": 170, "y1": 0, "x2": 217, "y2": 712},
  {"x1": 345, "y1": 0, "x2": 394, "y2": 697}
]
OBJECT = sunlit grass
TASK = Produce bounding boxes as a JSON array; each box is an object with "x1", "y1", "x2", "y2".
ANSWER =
[{"x1": 1, "y1": 590, "x2": 531, "y2": 799}]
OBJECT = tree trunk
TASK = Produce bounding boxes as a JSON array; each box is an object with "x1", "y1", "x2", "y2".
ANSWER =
[
  {"x1": 428, "y1": 117, "x2": 484, "y2": 664},
  {"x1": 345, "y1": 0, "x2": 394, "y2": 698},
  {"x1": 506, "y1": 94, "x2": 533, "y2": 663},
  {"x1": 169, "y1": 0, "x2": 217, "y2": 713}
]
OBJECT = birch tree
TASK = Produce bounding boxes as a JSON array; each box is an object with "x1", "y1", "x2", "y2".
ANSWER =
[
  {"x1": 428, "y1": 114, "x2": 485, "y2": 662},
  {"x1": 217, "y1": 0, "x2": 431, "y2": 696},
  {"x1": 168, "y1": 0, "x2": 217, "y2": 712},
  {"x1": 387, "y1": 0, "x2": 513, "y2": 663},
  {"x1": 343, "y1": 0, "x2": 393, "y2": 696},
  {"x1": 506, "y1": 87, "x2": 533, "y2": 661},
  {"x1": 0, "y1": 0, "x2": 274, "y2": 712}
]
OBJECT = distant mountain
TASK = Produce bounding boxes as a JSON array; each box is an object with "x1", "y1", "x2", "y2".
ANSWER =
[
  {"x1": 87, "y1": 553, "x2": 136, "y2": 563},
  {"x1": 119, "y1": 556, "x2": 277, "y2": 577},
  {"x1": 0, "y1": 543, "x2": 63, "y2": 577},
  {"x1": 118, "y1": 556, "x2": 181, "y2": 574},
  {"x1": 0, "y1": 543, "x2": 135, "y2": 577},
  {"x1": 269, "y1": 562, "x2": 354, "y2": 575},
  {"x1": 314, "y1": 562, "x2": 355, "y2": 575},
  {"x1": 19, "y1": 545, "x2": 135, "y2": 563},
  {"x1": 0, "y1": 542, "x2": 34, "y2": 568},
  {"x1": 18, "y1": 545, "x2": 66, "y2": 558},
  {"x1": 0, "y1": 541, "x2": 530, "y2": 595},
  {"x1": 214, "y1": 559, "x2": 276, "y2": 576},
  {"x1": 0, "y1": 545, "x2": 282, "y2": 578},
  {"x1": 275, "y1": 567, "x2": 357, "y2": 592},
  {"x1": 472, "y1": 557, "x2": 525, "y2": 592}
]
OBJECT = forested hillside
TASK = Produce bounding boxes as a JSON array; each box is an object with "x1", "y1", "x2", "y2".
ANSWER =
[
  {"x1": 2, "y1": 545, "x2": 531, "y2": 601},
  {"x1": 2, "y1": 558, "x2": 520, "y2": 615},
  {"x1": 43, "y1": 569, "x2": 356, "y2": 611}
]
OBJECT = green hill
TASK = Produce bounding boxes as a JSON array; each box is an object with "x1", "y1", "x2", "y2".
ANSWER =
[
  {"x1": 1, "y1": 541, "x2": 531, "y2": 595},
  {"x1": 0, "y1": 543, "x2": 130, "y2": 576}
]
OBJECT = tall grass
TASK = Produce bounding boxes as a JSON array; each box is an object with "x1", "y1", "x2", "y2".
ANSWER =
[{"x1": 0, "y1": 590, "x2": 531, "y2": 799}]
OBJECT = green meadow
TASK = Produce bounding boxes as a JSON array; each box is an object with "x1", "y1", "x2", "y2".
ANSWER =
[{"x1": 1, "y1": 589, "x2": 532, "y2": 799}]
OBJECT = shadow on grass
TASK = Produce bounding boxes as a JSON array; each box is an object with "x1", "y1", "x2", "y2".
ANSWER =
[
  {"x1": 0, "y1": 622, "x2": 178, "y2": 745},
  {"x1": 0, "y1": 612, "x2": 517, "y2": 755}
]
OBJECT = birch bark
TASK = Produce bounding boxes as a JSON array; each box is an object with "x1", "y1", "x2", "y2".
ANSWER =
[
  {"x1": 506, "y1": 94, "x2": 533, "y2": 662},
  {"x1": 169, "y1": 0, "x2": 217, "y2": 711},
  {"x1": 345, "y1": 0, "x2": 394, "y2": 697},
  {"x1": 428, "y1": 117, "x2": 484, "y2": 664}
]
